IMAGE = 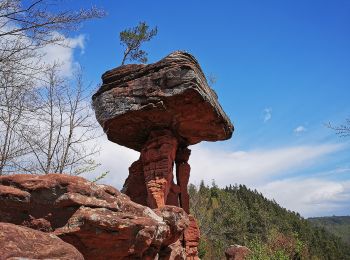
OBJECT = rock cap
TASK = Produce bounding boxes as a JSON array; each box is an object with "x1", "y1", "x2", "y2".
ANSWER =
[{"x1": 92, "y1": 51, "x2": 234, "y2": 151}]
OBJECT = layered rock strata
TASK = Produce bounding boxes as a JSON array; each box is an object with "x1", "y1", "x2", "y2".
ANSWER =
[
  {"x1": 0, "y1": 222, "x2": 84, "y2": 260},
  {"x1": 92, "y1": 51, "x2": 233, "y2": 151},
  {"x1": 92, "y1": 51, "x2": 234, "y2": 259},
  {"x1": 0, "y1": 174, "x2": 190, "y2": 259}
]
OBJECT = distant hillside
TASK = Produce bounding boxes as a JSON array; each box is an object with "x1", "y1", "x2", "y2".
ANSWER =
[
  {"x1": 309, "y1": 216, "x2": 350, "y2": 246},
  {"x1": 189, "y1": 182, "x2": 350, "y2": 260}
]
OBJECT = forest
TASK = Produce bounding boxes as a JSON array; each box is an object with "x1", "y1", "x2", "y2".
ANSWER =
[
  {"x1": 189, "y1": 182, "x2": 350, "y2": 259},
  {"x1": 309, "y1": 216, "x2": 350, "y2": 247}
]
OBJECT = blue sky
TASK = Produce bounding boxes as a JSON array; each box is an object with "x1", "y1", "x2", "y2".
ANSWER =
[{"x1": 56, "y1": 1, "x2": 350, "y2": 217}]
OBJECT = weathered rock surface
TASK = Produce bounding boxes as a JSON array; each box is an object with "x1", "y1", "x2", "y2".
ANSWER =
[
  {"x1": 92, "y1": 51, "x2": 233, "y2": 259},
  {"x1": 55, "y1": 206, "x2": 188, "y2": 259},
  {"x1": 225, "y1": 244, "x2": 251, "y2": 260},
  {"x1": 92, "y1": 51, "x2": 233, "y2": 152},
  {"x1": 0, "y1": 173, "x2": 131, "y2": 230},
  {"x1": 184, "y1": 215, "x2": 201, "y2": 259},
  {"x1": 0, "y1": 174, "x2": 191, "y2": 259},
  {"x1": 0, "y1": 222, "x2": 84, "y2": 260}
]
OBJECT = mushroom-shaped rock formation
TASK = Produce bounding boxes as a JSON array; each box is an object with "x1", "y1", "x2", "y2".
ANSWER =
[
  {"x1": 93, "y1": 51, "x2": 233, "y2": 210},
  {"x1": 93, "y1": 51, "x2": 233, "y2": 152},
  {"x1": 93, "y1": 51, "x2": 234, "y2": 259}
]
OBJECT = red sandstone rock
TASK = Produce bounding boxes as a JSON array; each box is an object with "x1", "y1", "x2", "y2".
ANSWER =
[
  {"x1": 184, "y1": 215, "x2": 201, "y2": 259},
  {"x1": 141, "y1": 129, "x2": 178, "y2": 208},
  {"x1": 92, "y1": 51, "x2": 233, "y2": 152},
  {"x1": 225, "y1": 245, "x2": 251, "y2": 260},
  {"x1": 159, "y1": 240, "x2": 187, "y2": 259},
  {"x1": 0, "y1": 173, "x2": 131, "y2": 229},
  {"x1": 55, "y1": 205, "x2": 188, "y2": 260},
  {"x1": 0, "y1": 174, "x2": 190, "y2": 259},
  {"x1": 123, "y1": 129, "x2": 185, "y2": 212},
  {"x1": 92, "y1": 51, "x2": 234, "y2": 259},
  {"x1": 176, "y1": 147, "x2": 191, "y2": 213},
  {"x1": 0, "y1": 222, "x2": 84, "y2": 260},
  {"x1": 122, "y1": 158, "x2": 148, "y2": 206}
]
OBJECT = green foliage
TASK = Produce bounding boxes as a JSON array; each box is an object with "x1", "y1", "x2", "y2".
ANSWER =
[
  {"x1": 92, "y1": 171, "x2": 109, "y2": 183},
  {"x1": 119, "y1": 21, "x2": 157, "y2": 65},
  {"x1": 309, "y1": 216, "x2": 350, "y2": 246},
  {"x1": 248, "y1": 238, "x2": 270, "y2": 260},
  {"x1": 189, "y1": 182, "x2": 350, "y2": 259},
  {"x1": 197, "y1": 238, "x2": 208, "y2": 258}
]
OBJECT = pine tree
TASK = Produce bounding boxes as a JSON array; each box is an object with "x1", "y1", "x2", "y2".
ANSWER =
[{"x1": 119, "y1": 22, "x2": 157, "y2": 65}]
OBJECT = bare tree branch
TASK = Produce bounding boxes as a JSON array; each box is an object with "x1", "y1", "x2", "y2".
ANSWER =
[
  {"x1": 0, "y1": 1, "x2": 104, "y2": 176},
  {"x1": 327, "y1": 118, "x2": 350, "y2": 137}
]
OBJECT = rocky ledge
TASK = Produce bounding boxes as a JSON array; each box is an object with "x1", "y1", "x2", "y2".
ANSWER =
[{"x1": 0, "y1": 174, "x2": 196, "y2": 259}]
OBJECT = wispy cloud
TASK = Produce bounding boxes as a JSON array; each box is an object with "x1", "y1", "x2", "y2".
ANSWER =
[
  {"x1": 95, "y1": 140, "x2": 345, "y2": 216},
  {"x1": 91, "y1": 135, "x2": 139, "y2": 188},
  {"x1": 259, "y1": 178, "x2": 350, "y2": 217},
  {"x1": 41, "y1": 33, "x2": 86, "y2": 77},
  {"x1": 263, "y1": 108, "x2": 272, "y2": 122},
  {"x1": 188, "y1": 143, "x2": 346, "y2": 216},
  {"x1": 0, "y1": 19, "x2": 85, "y2": 78},
  {"x1": 188, "y1": 143, "x2": 343, "y2": 186},
  {"x1": 294, "y1": 125, "x2": 307, "y2": 134}
]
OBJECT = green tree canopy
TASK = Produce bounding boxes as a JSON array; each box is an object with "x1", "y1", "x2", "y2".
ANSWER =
[{"x1": 120, "y1": 21, "x2": 157, "y2": 65}]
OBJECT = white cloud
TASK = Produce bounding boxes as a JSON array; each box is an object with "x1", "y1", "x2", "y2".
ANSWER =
[
  {"x1": 263, "y1": 108, "x2": 272, "y2": 122},
  {"x1": 0, "y1": 18, "x2": 85, "y2": 78},
  {"x1": 294, "y1": 125, "x2": 307, "y2": 134},
  {"x1": 92, "y1": 135, "x2": 139, "y2": 188},
  {"x1": 94, "y1": 139, "x2": 347, "y2": 216},
  {"x1": 314, "y1": 166, "x2": 350, "y2": 178},
  {"x1": 188, "y1": 143, "x2": 343, "y2": 187},
  {"x1": 40, "y1": 33, "x2": 86, "y2": 77},
  {"x1": 187, "y1": 143, "x2": 347, "y2": 217},
  {"x1": 259, "y1": 178, "x2": 350, "y2": 217}
]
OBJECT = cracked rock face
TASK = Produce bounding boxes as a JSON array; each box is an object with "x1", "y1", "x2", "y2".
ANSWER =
[
  {"x1": 92, "y1": 51, "x2": 233, "y2": 151},
  {"x1": 54, "y1": 206, "x2": 187, "y2": 259},
  {"x1": 91, "y1": 52, "x2": 232, "y2": 259},
  {"x1": 0, "y1": 222, "x2": 84, "y2": 260},
  {"x1": 0, "y1": 174, "x2": 189, "y2": 259}
]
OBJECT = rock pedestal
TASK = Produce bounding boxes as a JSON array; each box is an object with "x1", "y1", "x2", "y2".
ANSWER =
[
  {"x1": 92, "y1": 51, "x2": 234, "y2": 259},
  {"x1": 141, "y1": 129, "x2": 178, "y2": 208},
  {"x1": 176, "y1": 146, "x2": 191, "y2": 214}
]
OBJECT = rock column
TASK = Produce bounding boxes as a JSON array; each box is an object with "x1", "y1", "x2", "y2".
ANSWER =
[
  {"x1": 141, "y1": 129, "x2": 178, "y2": 208},
  {"x1": 184, "y1": 215, "x2": 201, "y2": 259},
  {"x1": 175, "y1": 147, "x2": 191, "y2": 214}
]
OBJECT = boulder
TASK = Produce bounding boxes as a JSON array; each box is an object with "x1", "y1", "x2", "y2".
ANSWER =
[
  {"x1": 54, "y1": 206, "x2": 188, "y2": 259},
  {"x1": 0, "y1": 173, "x2": 132, "y2": 230},
  {"x1": 0, "y1": 222, "x2": 84, "y2": 260},
  {"x1": 225, "y1": 244, "x2": 251, "y2": 260},
  {"x1": 92, "y1": 51, "x2": 233, "y2": 152},
  {"x1": 0, "y1": 174, "x2": 190, "y2": 259}
]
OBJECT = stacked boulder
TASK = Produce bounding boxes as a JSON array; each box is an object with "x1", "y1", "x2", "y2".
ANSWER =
[
  {"x1": 93, "y1": 51, "x2": 233, "y2": 258},
  {"x1": 0, "y1": 51, "x2": 233, "y2": 259}
]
